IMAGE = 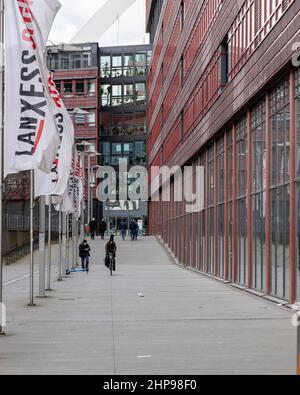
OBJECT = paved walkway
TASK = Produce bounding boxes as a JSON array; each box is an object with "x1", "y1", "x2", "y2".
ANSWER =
[{"x1": 0, "y1": 236, "x2": 296, "y2": 375}]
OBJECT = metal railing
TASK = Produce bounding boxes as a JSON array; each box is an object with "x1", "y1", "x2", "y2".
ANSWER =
[
  {"x1": 3, "y1": 214, "x2": 59, "y2": 232},
  {"x1": 3, "y1": 237, "x2": 39, "y2": 265}
]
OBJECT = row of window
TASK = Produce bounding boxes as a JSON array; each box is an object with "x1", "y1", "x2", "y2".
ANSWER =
[
  {"x1": 55, "y1": 79, "x2": 96, "y2": 98},
  {"x1": 100, "y1": 83, "x2": 147, "y2": 108},
  {"x1": 149, "y1": 70, "x2": 300, "y2": 303},
  {"x1": 68, "y1": 110, "x2": 97, "y2": 127},
  {"x1": 148, "y1": 0, "x2": 294, "y2": 152},
  {"x1": 100, "y1": 112, "x2": 146, "y2": 137},
  {"x1": 101, "y1": 141, "x2": 147, "y2": 166},
  {"x1": 53, "y1": 79, "x2": 147, "y2": 110},
  {"x1": 100, "y1": 52, "x2": 151, "y2": 78},
  {"x1": 48, "y1": 51, "x2": 93, "y2": 70}
]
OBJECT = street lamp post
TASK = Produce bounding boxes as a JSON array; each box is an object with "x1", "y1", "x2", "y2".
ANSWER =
[
  {"x1": 87, "y1": 155, "x2": 102, "y2": 225},
  {"x1": 90, "y1": 164, "x2": 101, "y2": 222}
]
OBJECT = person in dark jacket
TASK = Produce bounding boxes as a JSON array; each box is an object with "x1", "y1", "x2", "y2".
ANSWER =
[
  {"x1": 79, "y1": 240, "x2": 91, "y2": 273},
  {"x1": 133, "y1": 220, "x2": 139, "y2": 241},
  {"x1": 99, "y1": 219, "x2": 107, "y2": 240},
  {"x1": 129, "y1": 220, "x2": 136, "y2": 241},
  {"x1": 119, "y1": 219, "x2": 127, "y2": 241},
  {"x1": 105, "y1": 235, "x2": 117, "y2": 271},
  {"x1": 89, "y1": 218, "x2": 97, "y2": 240}
]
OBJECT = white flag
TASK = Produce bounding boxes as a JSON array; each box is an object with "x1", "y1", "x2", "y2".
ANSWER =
[
  {"x1": 54, "y1": 153, "x2": 84, "y2": 218},
  {"x1": 34, "y1": 74, "x2": 75, "y2": 197},
  {"x1": 4, "y1": 0, "x2": 62, "y2": 177}
]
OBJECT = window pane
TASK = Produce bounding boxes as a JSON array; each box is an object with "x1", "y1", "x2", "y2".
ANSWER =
[
  {"x1": 135, "y1": 141, "x2": 146, "y2": 164},
  {"x1": 71, "y1": 54, "x2": 81, "y2": 69},
  {"x1": 87, "y1": 112, "x2": 96, "y2": 126},
  {"x1": 63, "y1": 82, "x2": 73, "y2": 97},
  {"x1": 100, "y1": 112, "x2": 111, "y2": 136},
  {"x1": 87, "y1": 80, "x2": 96, "y2": 96},
  {"x1": 75, "y1": 81, "x2": 84, "y2": 95},
  {"x1": 100, "y1": 56, "x2": 111, "y2": 78},
  {"x1": 124, "y1": 84, "x2": 134, "y2": 106},
  {"x1": 102, "y1": 142, "x2": 110, "y2": 155},
  {"x1": 123, "y1": 143, "x2": 133, "y2": 154},
  {"x1": 124, "y1": 54, "x2": 134, "y2": 77},
  {"x1": 112, "y1": 55, "x2": 122, "y2": 77},
  {"x1": 135, "y1": 83, "x2": 146, "y2": 106},
  {"x1": 101, "y1": 85, "x2": 111, "y2": 107},
  {"x1": 112, "y1": 143, "x2": 122, "y2": 155},
  {"x1": 112, "y1": 85, "x2": 122, "y2": 107},
  {"x1": 83, "y1": 52, "x2": 91, "y2": 67},
  {"x1": 61, "y1": 54, "x2": 70, "y2": 69}
]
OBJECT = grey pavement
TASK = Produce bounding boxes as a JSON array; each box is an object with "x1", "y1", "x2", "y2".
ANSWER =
[{"x1": 0, "y1": 236, "x2": 297, "y2": 375}]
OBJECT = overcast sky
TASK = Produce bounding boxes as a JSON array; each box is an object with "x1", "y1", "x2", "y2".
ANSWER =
[{"x1": 49, "y1": 0, "x2": 149, "y2": 47}]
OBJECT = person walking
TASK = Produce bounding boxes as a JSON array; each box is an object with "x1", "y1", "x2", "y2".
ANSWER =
[
  {"x1": 89, "y1": 218, "x2": 97, "y2": 240},
  {"x1": 129, "y1": 219, "x2": 136, "y2": 241},
  {"x1": 120, "y1": 219, "x2": 127, "y2": 241},
  {"x1": 99, "y1": 218, "x2": 107, "y2": 240},
  {"x1": 134, "y1": 219, "x2": 139, "y2": 241},
  {"x1": 79, "y1": 239, "x2": 91, "y2": 273}
]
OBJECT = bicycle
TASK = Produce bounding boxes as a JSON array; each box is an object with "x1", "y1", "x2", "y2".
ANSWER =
[{"x1": 108, "y1": 253, "x2": 115, "y2": 276}]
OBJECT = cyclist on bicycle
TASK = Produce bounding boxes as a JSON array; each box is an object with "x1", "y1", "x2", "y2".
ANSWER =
[{"x1": 105, "y1": 235, "x2": 117, "y2": 271}]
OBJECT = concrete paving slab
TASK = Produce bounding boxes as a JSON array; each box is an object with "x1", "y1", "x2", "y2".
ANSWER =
[{"x1": 0, "y1": 236, "x2": 296, "y2": 375}]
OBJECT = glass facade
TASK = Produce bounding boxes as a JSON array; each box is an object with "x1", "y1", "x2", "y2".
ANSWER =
[
  {"x1": 101, "y1": 141, "x2": 146, "y2": 166},
  {"x1": 100, "y1": 82, "x2": 146, "y2": 108},
  {"x1": 48, "y1": 50, "x2": 94, "y2": 70},
  {"x1": 295, "y1": 69, "x2": 300, "y2": 303},
  {"x1": 150, "y1": 68, "x2": 300, "y2": 303},
  {"x1": 251, "y1": 100, "x2": 266, "y2": 291},
  {"x1": 100, "y1": 51, "x2": 150, "y2": 78},
  {"x1": 100, "y1": 112, "x2": 146, "y2": 137},
  {"x1": 55, "y1": 79, "x2": 97, "y2": 98},
  {"x1": 270, "y1": 77, "x2": 290, "y2": 300},
  {"x1": 236, "y1": 116, "x2": 248, "y2": 286}
]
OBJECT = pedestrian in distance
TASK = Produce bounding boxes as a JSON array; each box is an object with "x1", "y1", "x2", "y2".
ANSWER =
[
  {"x1": 79, "y1": 239, "x2": 91, "y2": 273},
  {"x1": 134, "y1": 219, "x2": 139, "y2": 241},
  {"x1": 119, "y1": 219, "x2": 127, "y2": 241},
  {"x1": 129, "y1": 219, "x2": 136, "y2": 241},
  {"x1": 99, "y1": 218, "x2": 107, "y2": 240},
  {"x1": 89, "y1": 218, "x2": 97, "y2": 240}
]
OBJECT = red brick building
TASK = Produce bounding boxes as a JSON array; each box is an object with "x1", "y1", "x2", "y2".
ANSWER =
[
  {"x1": 48, "y1": 43, "x2": 100, "y2": 219},
  {"x1": 146, "y1": 0, "x2": 300, "y2": 304}
]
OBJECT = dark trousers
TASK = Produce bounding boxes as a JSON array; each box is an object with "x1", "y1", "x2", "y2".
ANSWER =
[
  {"x1": 81, "y1": 256, "x2": 89, "y2": 271},
  {"x1": 91, "y1": 229, "x2": 96, "y2": 240}
]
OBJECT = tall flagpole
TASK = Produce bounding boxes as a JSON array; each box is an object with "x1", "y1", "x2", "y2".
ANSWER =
[
  {"x1": 38, "y1": 196, "x2": 46, "y2": 297},
  {"x1": 65, "y1": 212, "x2": 69, "y2": 273},
  {"x1": 80, "y1": 152, "x2": 85, "y2": 242},
  {"x1": 28, "y1": 169, "x2": 36, "y2": 307},
  {"x1": 61, "y1": 211, "x2": 67, "y2": 277},
  {"x1": 57, "y1": 200, "x2": 63, "y2": 281},
  {"x1": 46, "y1": 196, "x2": 52, "y2": 291},
  {"x1": 0, "y1": 0, "x2": 5, "y2": 334}
]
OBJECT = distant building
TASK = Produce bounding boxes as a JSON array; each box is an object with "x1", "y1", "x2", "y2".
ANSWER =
[
  {"x1": 47, "y1": 42, "x2": 152, "y2": 232},
  {"x1": 47, "y1": 42, "x2": 101, "y2": 222},
  {"x1": 99, "y1": 44, "x2": 152, "y2": 235}
]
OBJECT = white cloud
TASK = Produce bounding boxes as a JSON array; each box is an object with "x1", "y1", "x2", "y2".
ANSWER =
[{"x1": 49, "y1": 0, "x2": 149, "y2": 46}]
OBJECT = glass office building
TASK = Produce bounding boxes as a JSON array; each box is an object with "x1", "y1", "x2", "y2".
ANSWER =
[{"x1": 99, "y1": 45, "x2": 152, "y2": 235}]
